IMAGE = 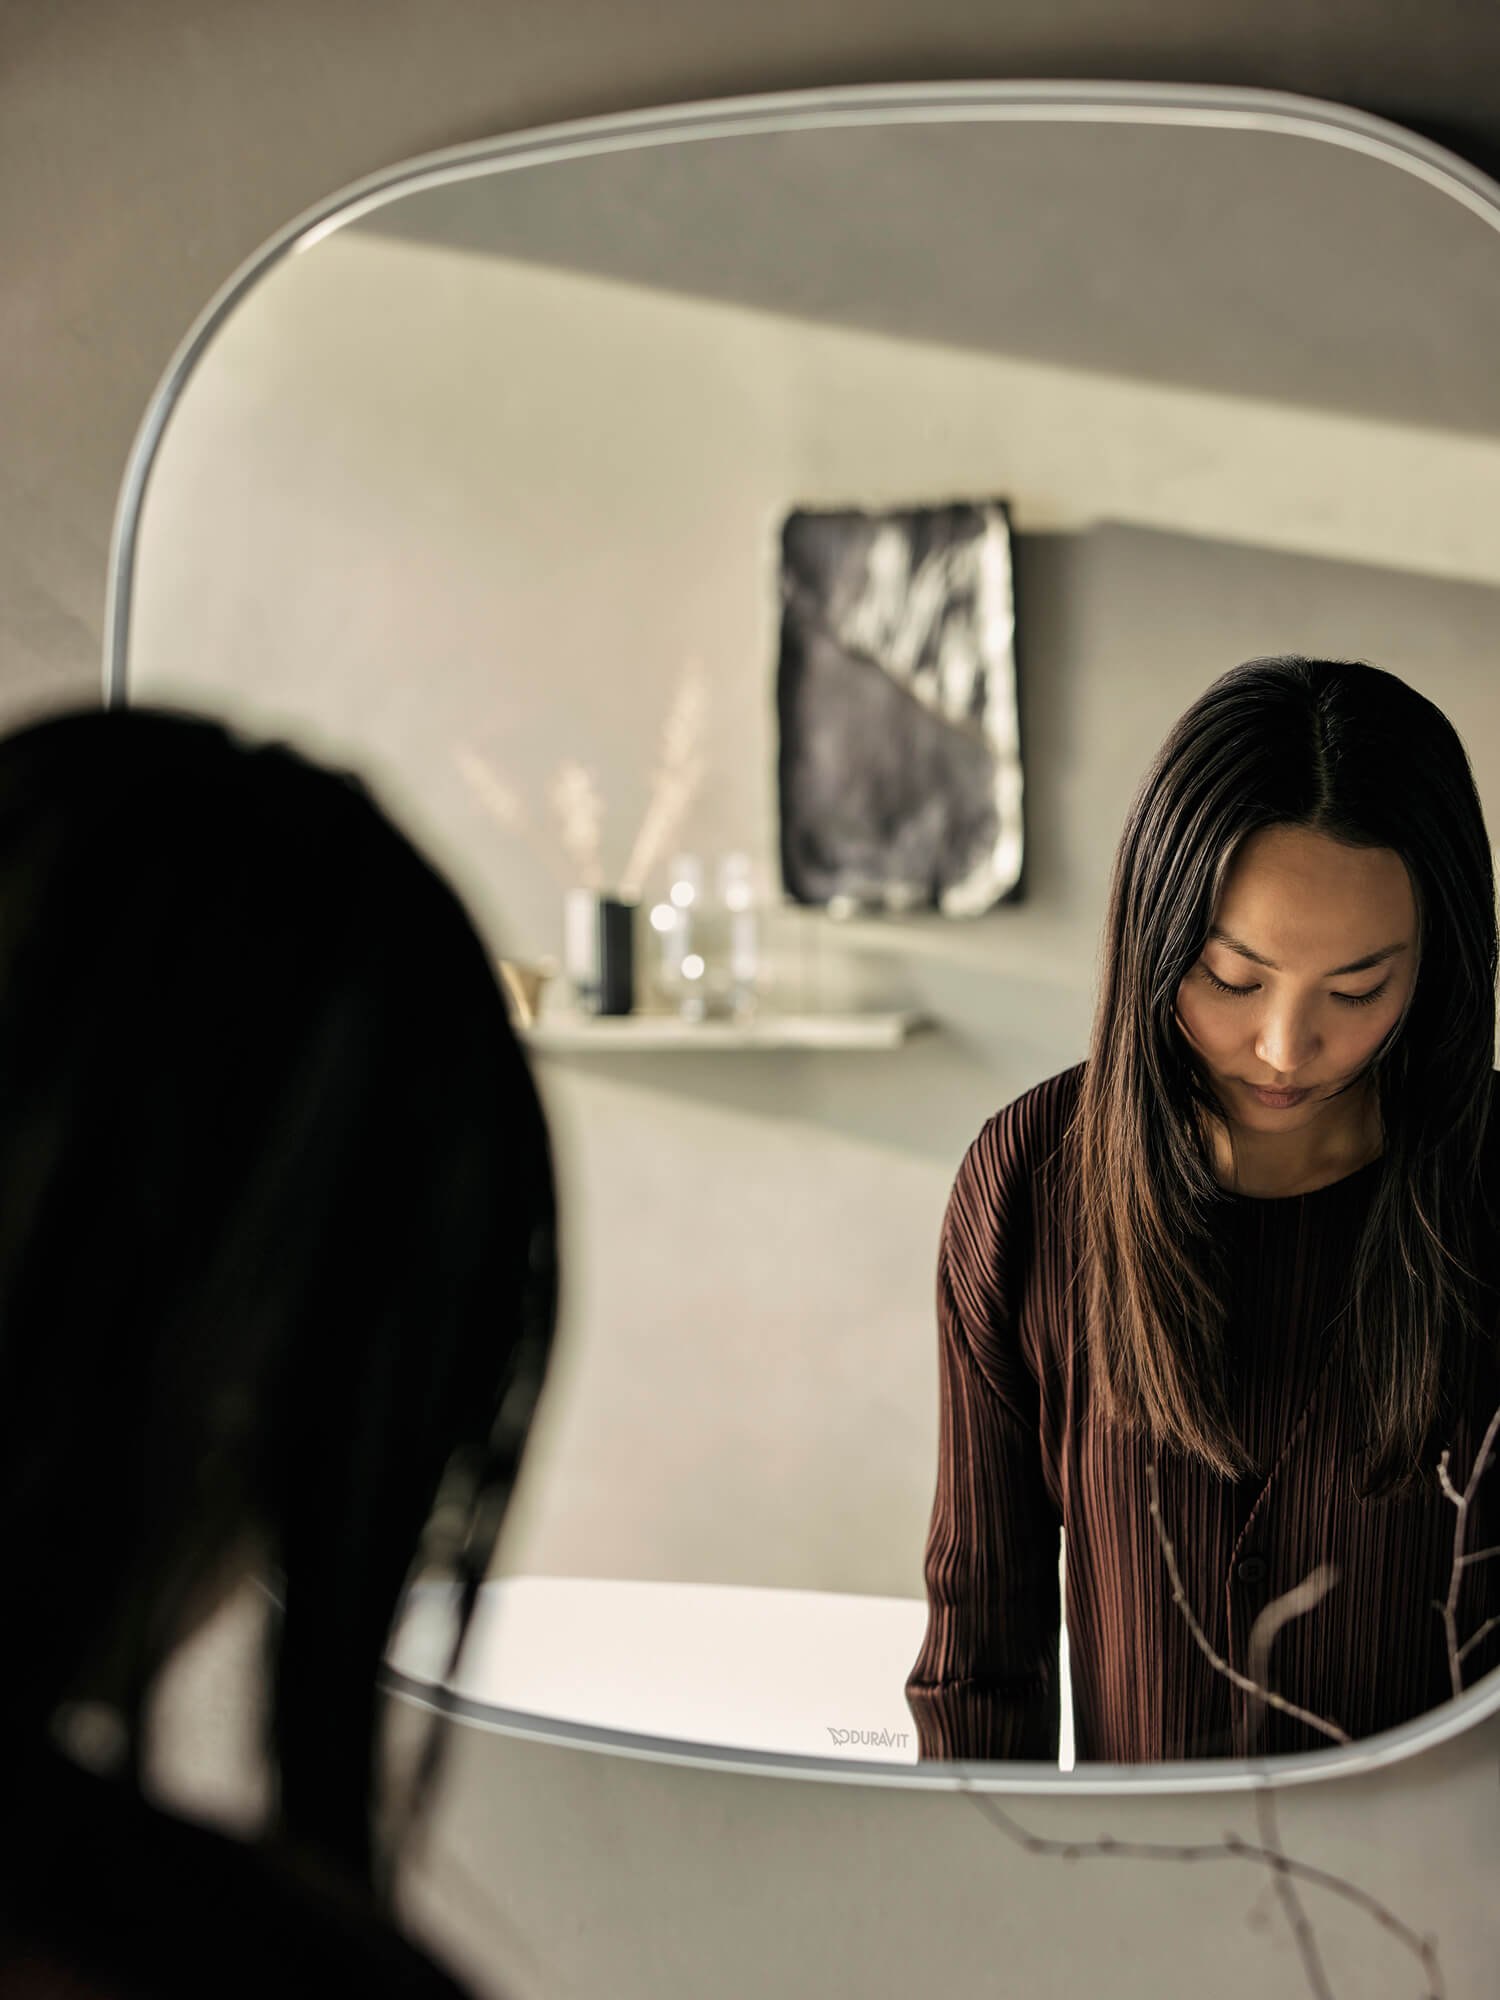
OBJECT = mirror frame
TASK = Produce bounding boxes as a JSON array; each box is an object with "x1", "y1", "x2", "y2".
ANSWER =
[{"x1": 106, "y1": 79, "x2": 1500, "y2": 1796}]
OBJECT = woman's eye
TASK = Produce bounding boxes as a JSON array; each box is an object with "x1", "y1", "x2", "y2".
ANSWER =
[
  {"x1": 1201, "y1": 968, "x2": 1255, "y2": 997},
  {"x1": 1199, "y1": 966, "x2": 1388, "y2": 1008},
  {"x1": 1208, "y1": 968, "x2": 1264, "y2": 1000}
]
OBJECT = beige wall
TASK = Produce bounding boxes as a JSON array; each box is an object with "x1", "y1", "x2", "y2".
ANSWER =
[
  {"x1": 129, "y1": 228, "x2": 1500, "y2": 1600},
  {"x1": 8, "y1": 0, "x2": 1500, "y2": 737}
]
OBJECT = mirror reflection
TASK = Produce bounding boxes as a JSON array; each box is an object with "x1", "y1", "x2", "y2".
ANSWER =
[
  {"x1": 906, "y1": 660, "x2": 1500, "y2": 1765},
  {"x1": 124, "y1": 107, "x2": 1500, "y2": 1767}
]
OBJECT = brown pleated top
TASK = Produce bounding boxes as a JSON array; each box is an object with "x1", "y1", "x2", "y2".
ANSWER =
[{"x1": 905, "y1": 1061, "x2": 1500, "y2": 1763}]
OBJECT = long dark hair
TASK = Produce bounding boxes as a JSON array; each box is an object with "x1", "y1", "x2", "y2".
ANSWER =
[
  {"x1": 1056, "y1": 657, "x2": 1499, "y2": 1496},
  {"x1": 0, "y1": 706, "x2": 557, "y2": 1897}
]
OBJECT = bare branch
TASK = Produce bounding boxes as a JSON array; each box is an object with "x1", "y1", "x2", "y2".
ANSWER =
[
  {"x1": 957, "y1": 1784, "x2": 1445, "y2": 1999},
  {"x1": 966, "y1": 1457, "x2": 1451, "y2": 1999},
  {"x1": 1437, "y1": 1398, "x2": 1500, "y2": 1698},
  {"x1": 1253, "y1": 1786, "x2": 1334, "y2": 2000},
  {"x1": 1143, "y1": 1461, "x2": 1361, "y2": 1993},
  {"x1": 1460, "y1": 1404, "x2": 1500, "y2": 1510},
  {"x1": 545, "y1": 760, "x2": 607, "y2": 891},
  {"x1": 452, "y1": 745, "x2": 572, "y2": 890},
  {"x1": 1456, "y1": 1613, "x2": 1500, "y2": 1667},
  {"x1": 1246, "y1": 1567, "x2": 1341, "y2": 1727},
  {"x1": 1144, "y1": 1463, "x2": 1350, "y2": 1746},
  {"x1": 618, "y1": 662, "x2": 708, "y2": 900}
]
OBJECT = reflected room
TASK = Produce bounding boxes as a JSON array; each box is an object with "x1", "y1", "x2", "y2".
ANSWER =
[{"x1": 127, "y1": 111, "x2": 1500, "y2": 1791}]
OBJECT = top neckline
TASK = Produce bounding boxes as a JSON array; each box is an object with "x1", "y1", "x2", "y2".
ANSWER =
[{"x1": 1219, "y1": 1152, "x2": 1383, "y2": 1203}]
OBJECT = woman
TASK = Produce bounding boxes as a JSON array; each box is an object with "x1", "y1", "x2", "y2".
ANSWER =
[
  {"x1": 0, "y1": 706, "x2": 557, "y2": 1993},
  {"x1": 906, "y1": 656, "x2": 1500, "y2": 1763}
]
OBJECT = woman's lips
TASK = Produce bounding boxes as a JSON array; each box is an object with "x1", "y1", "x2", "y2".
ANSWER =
[{"x1": 1244, "y1": 1082, "x2": 1312, "y2": 1107}]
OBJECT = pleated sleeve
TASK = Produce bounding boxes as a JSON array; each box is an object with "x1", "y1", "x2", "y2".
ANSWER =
[{"x1": 904, "y1": 1106, "x2": 1063, "y2": 1760}]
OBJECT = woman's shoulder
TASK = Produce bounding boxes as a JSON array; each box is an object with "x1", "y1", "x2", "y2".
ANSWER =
[
  {"x1": 941, "y1": 1063, "x2": 1086, "y2": 1344},
  {"x1": 946, "y1": 1060, "x2": 1087, "y2": 1261},
  {"x1": 958, "y1": 1060, "x2": 1086, "y2": 1188}
]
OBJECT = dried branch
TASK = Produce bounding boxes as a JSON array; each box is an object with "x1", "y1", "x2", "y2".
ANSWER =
[
  {"x1": 1456, "y1": 1613, "x2": 1500, "y2": 1666},
  {"x1": 955, "y1": 1786, "x2": 1445, "y2": 1999},
  {"x1": 456, "y1": 661, "x2": 709, "y2": 903},
  {"x1": 945, "y1": 1457, "x2": 1457, "y2": 2000},
  {"x1": 545, "y1": 760, "x2": 607, "y2": 892},
  {"x1": 453, "y1": 746, "x2": 527, "y2": 833},
  {"x1": 453, "y1": 746, "x2": 573, "y2": 889},
  {"x1": 1143, "y1": 1463, "x2": 1350, "y2": 1746},
  {"x1": 619, "y1": 663, "x2": 708, "y2": 900},
  {"x1": 1144, "y1": 1462, "x2": 1354, "y2": 1996},
  {"x1": 1437, "y1": 1397, "x2": 1500, "y2": 1697},
  {"x1": 1246, "y1": 1566, "x2": 1342, "y2": 1732},
  {"x1": 1252, "y1": 1784, "x2": 1333, "y2": 2000}
]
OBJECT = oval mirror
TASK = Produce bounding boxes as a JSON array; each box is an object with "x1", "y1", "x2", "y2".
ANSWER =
[{"x1": 112, "y1": 83, "x2": 1500, "y2": 1800}]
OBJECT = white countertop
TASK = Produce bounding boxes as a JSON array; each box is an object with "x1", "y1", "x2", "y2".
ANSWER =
[{"x1": 387, "y1": 1575, "x2": 1075, "y2": 1767}]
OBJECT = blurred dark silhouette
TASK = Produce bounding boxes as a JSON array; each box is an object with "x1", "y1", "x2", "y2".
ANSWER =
[{"x1": 0, "y1": 706, "x2": 558, "y2": 1997}]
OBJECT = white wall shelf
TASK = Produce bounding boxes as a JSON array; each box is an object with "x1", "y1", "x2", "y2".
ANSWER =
[{"x1": 520, "y1": 1009, "x2": 929, "y2": 1053}]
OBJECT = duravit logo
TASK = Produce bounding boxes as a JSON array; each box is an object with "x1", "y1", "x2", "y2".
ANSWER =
[{"x1": 826, "y1": 1725, "x2": 910, "y2": 1748}]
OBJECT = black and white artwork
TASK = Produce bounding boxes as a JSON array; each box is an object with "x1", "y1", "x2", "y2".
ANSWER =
[{"x1": 776, "y1": 502, "x2": 1023, "y2": 918}]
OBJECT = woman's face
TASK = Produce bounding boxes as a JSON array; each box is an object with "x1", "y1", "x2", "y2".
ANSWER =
[{"x1": 1173, "y1": 824, "x2": 1418, "y2": 1137}]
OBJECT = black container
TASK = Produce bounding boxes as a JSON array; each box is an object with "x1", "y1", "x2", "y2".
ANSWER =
[
  {"x1": 566, "y1": 889, "x2": 636, "y2": 1016},
  {"x1": 594, "y1": 896, "x2": 635, "y2": 1015}
]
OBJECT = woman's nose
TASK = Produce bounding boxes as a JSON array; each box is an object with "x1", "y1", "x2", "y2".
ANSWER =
[{"x1": 1254, "y1": 1007, "x2": 1320, "y2": 1075}]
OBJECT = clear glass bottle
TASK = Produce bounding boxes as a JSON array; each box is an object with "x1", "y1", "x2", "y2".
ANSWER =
[
  {"x1": 720, "y1": 852, "x2": 760, "y2": 1019},
  {"x1": 652, "y1": 854, "x2": 705, "y2": 1021}
]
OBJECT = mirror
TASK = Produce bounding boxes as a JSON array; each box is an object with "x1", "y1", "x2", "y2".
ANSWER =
[{"x1": 114, "y1": 85, "x2": 1500, "y2": 1772}]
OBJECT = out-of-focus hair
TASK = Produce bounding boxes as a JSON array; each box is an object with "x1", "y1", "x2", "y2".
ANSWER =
[
  {"x1": 0, "y1": 706, "x2": 556, "y2": 1896},
  {"x1": 1048, "y1": 657, "x2": 1499, "y2": 1497}
]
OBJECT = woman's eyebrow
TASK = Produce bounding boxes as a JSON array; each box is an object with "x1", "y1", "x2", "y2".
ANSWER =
[{"x1": 1205, "y1": 927, "x2": 1410, "y2": 977}]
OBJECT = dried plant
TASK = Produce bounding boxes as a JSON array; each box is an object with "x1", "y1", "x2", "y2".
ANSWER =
[
  {"x1": 453, "y1": 747, "x2": 528, "y2": 834},
  {"x1": 951, "y1": 1451, "x2": 1464, "y2": 1997},
  {"x1": 1144, "y1": 1460, "x2": 1351, "y2": 1995},
  {"x1": 956, "y1": 1781, "x2": 1444, "y2": 2000},
  {"x1": 1143, "y1": 1462, "x2": 1349, "y2": 1745},
  {"x1": 545, "y1": 760, "x2": 606, "y2": 891},
  {"x1": 1130, "y1": 1421, "x2": 1500, "y2": 1999},
  {"x1": 619, "y1": 661, "x2": 708, "y2": 900},
  {"x1": 1436, "y1": 1398, "x2": 1500, "y2": 1695},
  {"x1": 453, "y1": 746, "x2": 571, "y2": 890},
  {"x1": 453, "y1": 661, "x2": 708, "y2": 899}
]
